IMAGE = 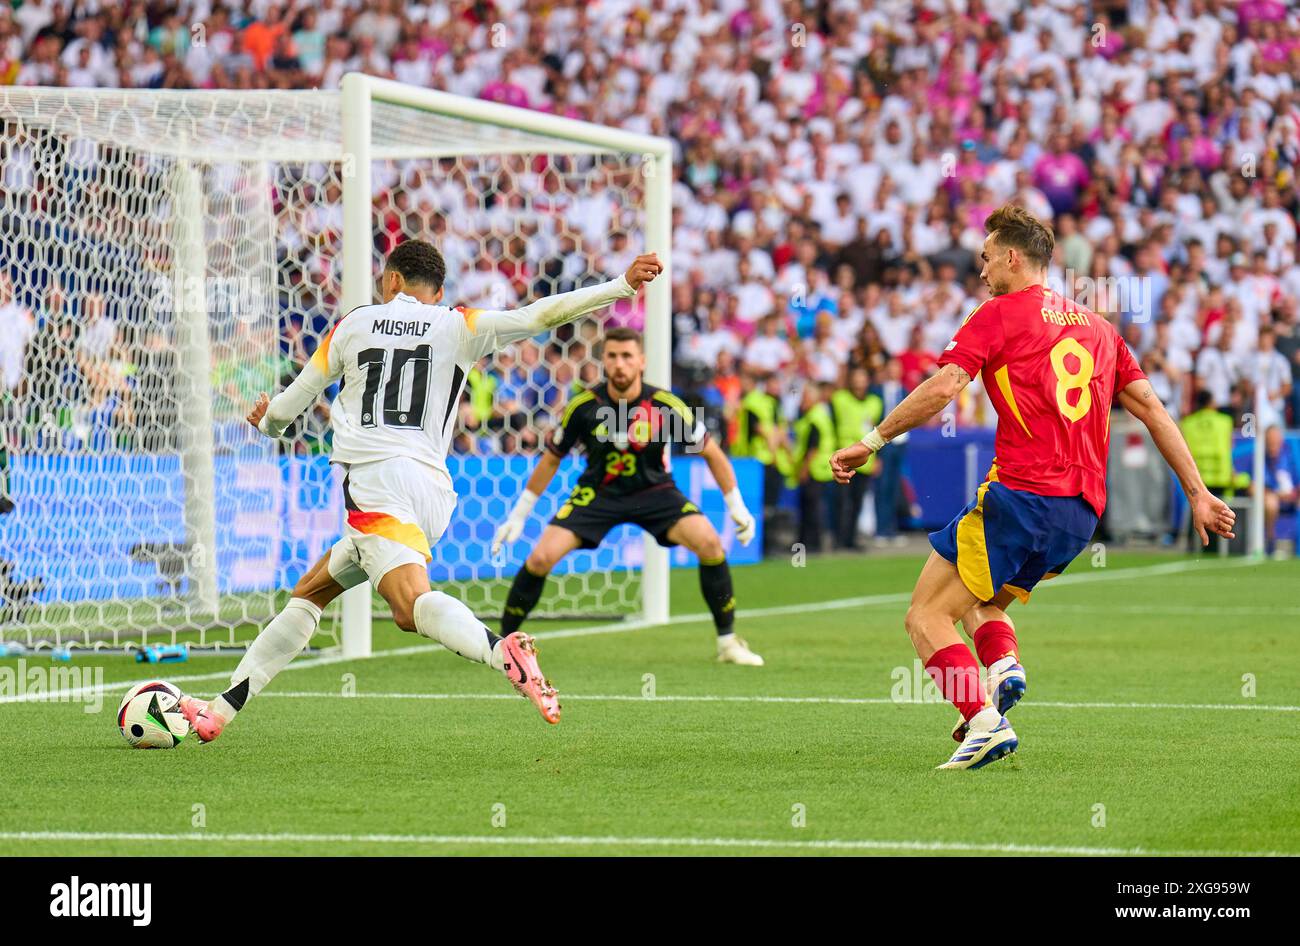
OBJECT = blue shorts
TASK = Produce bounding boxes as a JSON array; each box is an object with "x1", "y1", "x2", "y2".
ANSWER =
[{"x1": 929, "y1": 481, "x2": 1098, "y2": 604}]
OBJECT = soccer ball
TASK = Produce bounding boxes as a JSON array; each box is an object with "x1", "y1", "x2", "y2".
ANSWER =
[{"x1": 117, "y1": 681, "x2": 189, "y2": 749}]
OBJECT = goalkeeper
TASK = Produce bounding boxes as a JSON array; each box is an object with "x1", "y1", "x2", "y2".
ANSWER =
[{"x1": 494, "y1": 327, "x2": 763, "y2": 666}]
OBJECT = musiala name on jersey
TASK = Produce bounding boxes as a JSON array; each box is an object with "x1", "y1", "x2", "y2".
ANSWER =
[{"x1": 371, "y1": 318, "x2": 433, "y2": 336}]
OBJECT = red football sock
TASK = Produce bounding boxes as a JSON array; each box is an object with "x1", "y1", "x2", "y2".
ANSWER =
[
  {"x1": 973, "y1": 620, "x2": 1019, "y2": 668},
  {"x1": 924, "y1": 643, "x2": 987, "y2": 722}
]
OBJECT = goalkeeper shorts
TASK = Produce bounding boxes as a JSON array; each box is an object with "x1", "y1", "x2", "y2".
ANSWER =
[
  {"x1": 929, "y1": 480, "x2": 1097, "y2": 604},
  {"x1": 549, "y1": 483, "x2": 703, "y2": 550},
  {"x1": 328, "y1": 457, "x2": 456, "y2": 586}
]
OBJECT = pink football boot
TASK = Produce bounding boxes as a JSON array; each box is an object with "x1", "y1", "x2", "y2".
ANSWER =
[
  {"x1": 499, "y1": 633, "x2": 561, "y2": 724},
  {"x1": 178, "y1": 695, "x2": 228, "y2": 743}
]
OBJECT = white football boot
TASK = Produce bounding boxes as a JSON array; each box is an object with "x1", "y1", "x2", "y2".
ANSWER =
[
  {"x1": 938, "y1": 707, "x2": 1019, "y2": 770},
  {"x1": 952, "y1": 655, "x2": 1026, "y2": 742},
  {"x1": 716, "y1": 633, "x2": 764, "y2": 666}
]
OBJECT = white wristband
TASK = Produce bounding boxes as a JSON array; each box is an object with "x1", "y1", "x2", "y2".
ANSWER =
[
  {"x1": 860, "y1": 428, "x2": 889, "y2": 452},
  {"x1": 722, "y1": 487, "x2": 747, "y2": 517}
]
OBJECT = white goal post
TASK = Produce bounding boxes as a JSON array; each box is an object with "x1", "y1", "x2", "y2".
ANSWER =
[
  {"x1": 0, "y1": 74, "x2": 672, "y2": 656},
  {"x1": 336, "y1": 74, "x2": 673, "y2": 657}
]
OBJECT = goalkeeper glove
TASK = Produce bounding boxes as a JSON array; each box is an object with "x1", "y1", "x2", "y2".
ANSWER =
[
  {"x1": 723, "y1": 488, "x2": 756, "y2": 547},
  {"x1": 492, "y1": 490, "x2": 539, "y2": 556}
]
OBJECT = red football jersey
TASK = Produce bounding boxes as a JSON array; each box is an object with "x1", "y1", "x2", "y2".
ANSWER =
[{"x1": 937, "y1": 284, "x2": 1146, "y2": 516}]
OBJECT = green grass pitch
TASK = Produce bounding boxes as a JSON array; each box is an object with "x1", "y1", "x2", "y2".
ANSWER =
[{"x1": 1, "y1": 551, "x2": 1297, "y2": 857}]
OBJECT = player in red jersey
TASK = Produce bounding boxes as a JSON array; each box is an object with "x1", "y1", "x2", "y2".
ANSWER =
[{"x1": 830, "y1": 206, "x2": 1236, "y2": 770}]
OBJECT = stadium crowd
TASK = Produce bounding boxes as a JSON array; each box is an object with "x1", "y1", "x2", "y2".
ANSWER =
[{"x1": 0, "y1": 0, "x2": 1298, "y2": 550}]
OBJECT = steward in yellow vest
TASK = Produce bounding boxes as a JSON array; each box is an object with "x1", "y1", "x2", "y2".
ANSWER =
[
  {"x1": 830, "y1": 367, "x2": 883, "y2": 475},
  {"x1": 793, "y1": 382, "x2": 835, "y2": 552}
]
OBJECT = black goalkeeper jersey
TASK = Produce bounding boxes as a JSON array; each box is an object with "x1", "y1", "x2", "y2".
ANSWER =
[{"x1": 546, "y1": 382, "x2": 709, "y2": 496}]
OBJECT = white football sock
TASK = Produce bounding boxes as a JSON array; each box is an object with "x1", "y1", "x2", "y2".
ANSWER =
[
  {"x1": 967, "y1": 705, "x2": 1002, "y2": 734},
  {"x1": 413, "y1": 591, "x2": 502, "y2": 669},
  {"x1": 213, "y1": 597, "x2": 322, "y2": 720},
  {"x1": 988, "y1": 654, "x2": 1019, "y2": 674}
]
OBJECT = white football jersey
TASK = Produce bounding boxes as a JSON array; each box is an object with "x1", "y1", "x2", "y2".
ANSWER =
[
  {"x1": 259, "y1": 278, "x2": 637, "y2": 478},
  {"x1": 314, "y1": 293, "x2": 478, "y2": 474}
]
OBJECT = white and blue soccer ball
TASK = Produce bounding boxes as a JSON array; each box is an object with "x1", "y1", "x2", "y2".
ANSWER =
[{"x1": 117, "y1": 681, "x2": 189, "y2": 749}]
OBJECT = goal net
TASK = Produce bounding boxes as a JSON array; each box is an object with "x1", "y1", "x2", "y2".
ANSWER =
[{"x1": 0, "y1": 76, "x2": 671, "y2": 655}]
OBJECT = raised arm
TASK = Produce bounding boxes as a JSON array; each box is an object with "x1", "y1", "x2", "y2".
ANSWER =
[
  {"x1": 1118, "y1": 378, "x2": 1235, "y2": 544},
  {"x1": 247, "y1": 345, "x2": 340, "y2": 438},
  {"x1": 829, "y1": 364, "x2": 971, "y2": 482},
  {"x1": 461, "y1": 253, "x2": 663, "y2": 361}
]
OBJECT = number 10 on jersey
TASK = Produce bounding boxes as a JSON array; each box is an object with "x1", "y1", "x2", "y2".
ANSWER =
[{"x1": 358, "y1": 345, "x2": 432, "y2": 429}]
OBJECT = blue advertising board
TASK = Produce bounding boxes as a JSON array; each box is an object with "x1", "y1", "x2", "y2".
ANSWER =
[
  {"x1": 0, "y1": 453, "x2": 764, "y2": 604},
  {"x1": 900, "y1": 428, "x2": 996, "y2": 529}
]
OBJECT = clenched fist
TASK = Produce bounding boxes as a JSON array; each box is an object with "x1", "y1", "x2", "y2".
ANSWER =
[{"x1": 623, "y1": 253, "x2": 664, "y2": 291}]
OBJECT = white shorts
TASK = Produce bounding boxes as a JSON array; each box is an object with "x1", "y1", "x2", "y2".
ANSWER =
[{"x1": 326, "y1": 457, "x2": 456, "y2": 587}]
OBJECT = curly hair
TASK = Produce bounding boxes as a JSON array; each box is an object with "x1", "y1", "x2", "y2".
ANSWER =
[
  {"x1": 984, "y1": 205, "x2": 1054, "y2": 269},
  {"x1": 385, "y1": 239, "x2": 447, "y2": 290}
]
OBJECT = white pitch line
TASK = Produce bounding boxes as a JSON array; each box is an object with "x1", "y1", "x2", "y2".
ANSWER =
[
  {"x1": 0, "y1": 829, "x2": 1289, "y2": 857},
  {"x1": 0, "y1": 641, "x2": 442, "y2": 706},
  {"x1": 255, "y1": 690, "x2": 1300, "y2": 713},
  {"x1": 0, "y1": 556, "x2": 1273, "y2": 706},
  {"x1": 1029, "y1": 604, "x2": 1300, "y2": 617},
  {"x1": 1045, "y1": 555, "x2": 1266, "y2": 585}
]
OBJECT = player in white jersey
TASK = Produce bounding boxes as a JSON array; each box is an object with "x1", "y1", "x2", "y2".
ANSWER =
[{"x1": 180, "y1": 240, "x2": 663, "y2": 741}]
